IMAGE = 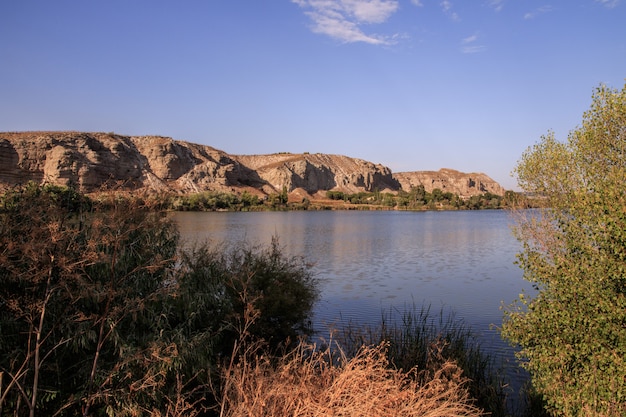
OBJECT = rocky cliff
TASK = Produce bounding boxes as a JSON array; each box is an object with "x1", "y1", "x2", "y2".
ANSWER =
[
  {"x1": 0, "y1": 132, "x2": 505, "y2": 198},
  {"x1": 393, "y1": 168, "x2": 506, "y2": 198}
]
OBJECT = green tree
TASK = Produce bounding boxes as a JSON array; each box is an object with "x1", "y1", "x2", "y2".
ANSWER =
[
  {"x1": 240, "y1": 191, "x2": 259, "y2": 209},
  {"x1": 279, "y1": 185, "x2": 289, "y2": 205},
  {"x1": 501, "y1": 83, "x2": 626, "y2": 416},
  {"x1": 431, "y1": 188, "x2": 444, "y2": 202},
  {"x1": 325, "y1": 190, "x2": 345, "y2": 201}
]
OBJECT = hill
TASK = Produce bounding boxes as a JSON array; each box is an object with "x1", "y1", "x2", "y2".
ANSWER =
[{"x1": 0, "y1": 131, "x2": 505, "y2": 198}]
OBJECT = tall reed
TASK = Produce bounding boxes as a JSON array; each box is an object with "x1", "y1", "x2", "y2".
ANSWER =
[{"x1": 333, "y1": 305, "x2": 509, "y2": 416}]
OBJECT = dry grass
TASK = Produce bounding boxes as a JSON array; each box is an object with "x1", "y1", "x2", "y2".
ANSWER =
[{"x1": 218, "y1": 340, "x2": 484, "y2": 417}]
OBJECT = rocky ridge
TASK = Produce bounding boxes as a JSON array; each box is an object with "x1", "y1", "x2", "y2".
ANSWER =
[
  {"x1": 394, "y1": 169, "x2": 505, "y2": 198},
  {"x1": 0, "y1": 132, "x2": 506, "y2": 198}
]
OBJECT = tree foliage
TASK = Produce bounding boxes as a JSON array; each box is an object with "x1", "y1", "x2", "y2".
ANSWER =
[{"x1": 501, "y1": 83, "x2": 626, "y2": 416}]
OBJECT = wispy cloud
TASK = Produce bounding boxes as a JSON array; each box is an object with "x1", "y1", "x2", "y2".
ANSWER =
[
  {"x1": 523, "y1": 5, "x2": 554, "y2": 19},
  {"x1": 411, "y1": 0, "x2": 424, "y2": 6},
  {"x1": 595, "y1": 0, "x2": 619, "y2": 8},
  {"x1": 461, "y1": 33, "x2": 486, "y2": 53},
  {"x1": 440, "y1": 0, "x2": 460, "y2": 21},
  {"x1": 462, "y1": 34, "x2": 478, "y2": 44},
  {"x1": 486, "y1": 0, "x2": 505, "y2": 12},
  {"x1": 292, "y1": 0, "x2": 400, "y2": 45}
]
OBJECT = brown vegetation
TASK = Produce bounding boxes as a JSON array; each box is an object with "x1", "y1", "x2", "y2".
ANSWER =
[{"x1": 218, "y1": 339, "x2": 483, "y2": 417}]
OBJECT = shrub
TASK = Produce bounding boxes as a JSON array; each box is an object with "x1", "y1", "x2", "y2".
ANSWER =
[
  {"x1": 174, "y1": 238, "x2": 318, "y2": 356},
  {"x1": 0, "y1": 185, "x2": 180, "y2": 416},
  {"x1": 0, "y1": 185, "x2": 319, "y2": 416},
  {"x1": 502, "y1": 82, "x2": 626, "y2": 416}
]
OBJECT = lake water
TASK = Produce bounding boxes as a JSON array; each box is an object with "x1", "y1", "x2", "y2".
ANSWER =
[{"x1": 173, "y1": 209, "x2": 533, "y2": 394}]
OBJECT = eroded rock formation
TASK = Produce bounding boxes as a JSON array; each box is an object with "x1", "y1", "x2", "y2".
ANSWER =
[
  {"x1": 393, "y1": 168, "x2": 505, "y2": 198},
  {"x1": 0, "y1": 132, "x2": 506, "y2": 198}
]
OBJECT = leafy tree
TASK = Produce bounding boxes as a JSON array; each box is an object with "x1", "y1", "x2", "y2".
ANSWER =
[
  {"x1": 279, "y1": 185, "x2": 289, "y2": 205},
  {"x1": 240, "y1": 191, "x2": 259, "y2": 208},
  {"x1": 326, "y1": 190, "x2": 345, "y2": 200},
  {"x1": 501, "y1": 83, "x2": 626, "y2": 416},
  {"x1": 411, "y1": 184, "x2": 427, "y2": 204},
  {"x1": 431, "y1": 188, "x2": 444, "y2": 202}
]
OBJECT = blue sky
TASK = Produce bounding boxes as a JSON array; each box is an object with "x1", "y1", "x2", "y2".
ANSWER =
[{"x1": 1, "y1": 1, "x2": 624, "y2": 190}]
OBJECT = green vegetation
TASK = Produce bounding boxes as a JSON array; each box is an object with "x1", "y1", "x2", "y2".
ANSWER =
[
  {"x1": 326, "y1": 187, "x2": 527, "y2": 210},
  {"x1": 0, "y1": 184, "x2": 317, "y2": 416},
  {"x1": 164, "y1": 188, "x2": 528, "y2": 212},
  {"x1": 167, "y1": 190, "x2": 263, "y2": 211},
  {"x1": 148, "y1": 182, "x2": 535, "y2": 212},
  {"x1": 501, "y1": 83, "x2": 626, "y2": 416}
]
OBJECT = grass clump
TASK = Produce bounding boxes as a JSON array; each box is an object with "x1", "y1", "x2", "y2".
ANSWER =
[
  {"x1": 334, "y1": 306, "x2": 509, "y2": 416},
  {"x1": 219, "y1": 339, "x2": 483, "y2": 417}
]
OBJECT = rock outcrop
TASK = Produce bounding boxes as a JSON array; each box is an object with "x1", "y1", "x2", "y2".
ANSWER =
[
  {"x1": 235, "y1": 153, "x2": 399, "y2": 195},
  {"x1": 393, "y1": 168, "x2": 505, "y2": 198},
  {"x1": 0, "y1": 132, "x2": 506, "y2": 198}
]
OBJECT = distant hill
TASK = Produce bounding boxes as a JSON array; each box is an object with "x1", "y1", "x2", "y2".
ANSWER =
[{"x1": 0, "y1": 131, "x2": 505, "y2": 198}]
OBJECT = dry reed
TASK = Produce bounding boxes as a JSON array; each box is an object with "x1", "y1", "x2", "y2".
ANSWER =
[{"x1": 219, "y1": 339, "x2": 484, "y2": 417}]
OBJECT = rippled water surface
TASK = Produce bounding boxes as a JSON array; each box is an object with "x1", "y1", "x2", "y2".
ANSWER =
[{"x1": 174, "y1": 210, "x2": 533, "y2": 385}]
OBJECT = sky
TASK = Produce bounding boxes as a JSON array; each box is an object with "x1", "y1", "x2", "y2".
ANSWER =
[{"x1": 1, "y1": 1, "x2": 625, "y2": 190}]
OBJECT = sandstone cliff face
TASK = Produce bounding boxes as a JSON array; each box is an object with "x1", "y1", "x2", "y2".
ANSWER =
[
  {"x1": 0, "y1": 132, "x2": 146, "y2": 189},
  {"x1": 0, "y1": 132, "x2": 506, "y2": 198},
  {"x1": 393, "y1": 168, "x2": 505, "y2": 198},
  {"x1": 0, "y1": 132, "x2": 259, "y2": 193},
  {"x1": 235, "y1": 153, "x2": 399, "y2": 194},
  {"x1": 128, "y1": 136, "x2": 264, "y2": 193}
]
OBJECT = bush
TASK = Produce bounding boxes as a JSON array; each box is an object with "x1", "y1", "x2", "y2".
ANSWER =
[
  {"x1": 175, "y1": 238, "x2": 318, "y2": 354},
  {"x1": 502, "y1": 83, "x2": 626, "y2": 416},
  {"x1": 0, "y1": 185, "x2": 319, "y2": 416},
  {"x1": 0, "y1": 185, "x2": 180, "y2": 416}
]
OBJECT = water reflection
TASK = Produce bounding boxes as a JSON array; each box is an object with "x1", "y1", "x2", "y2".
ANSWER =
[
  {"x1": 175, "y1": 209, "x2": 534, "y2": 403},
  {"x1": 174, "y1": 210, "x2": 529, "y2": 331}
]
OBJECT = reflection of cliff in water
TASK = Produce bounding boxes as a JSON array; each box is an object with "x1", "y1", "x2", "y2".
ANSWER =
[{"x1": 173, "y1": 210, "x2": 529, "y2": 328}]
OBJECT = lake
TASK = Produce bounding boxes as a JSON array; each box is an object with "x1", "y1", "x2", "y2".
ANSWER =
[{"x1": 173, "y1": 209, "x2": 532, "y2": 392}]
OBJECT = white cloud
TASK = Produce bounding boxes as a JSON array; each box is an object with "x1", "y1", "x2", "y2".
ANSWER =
[
  {"x1": 523, "y1": 5, "x2": 554, "y2": 19},
  {"x1": 595, "y1": 0, "x2": 619, "y2": 8},
  {"x1": 461, "y1": 33, "x2": 486, "y2": 53},
  {"x1": 440, "y1": 0, "x2": 460, "y2": 21},
  {"x1": 343, "y1": 0, "x2": 398, "y2": 23},
  {"x1": 411, "y1": 0, "x2": 424, "y2": 6},
  {"x1": 462, "y1": 34, "x2": 478, "y2": 44},
  {"x1": 292, "y1": 0, "x2": 400, "y2": 45},
  {"x1": 462, "y1": 45, "x2": 486, "y2": 54},
  {"x1": 486, "y1": 0, "x2": 505, "y2": 12}
]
